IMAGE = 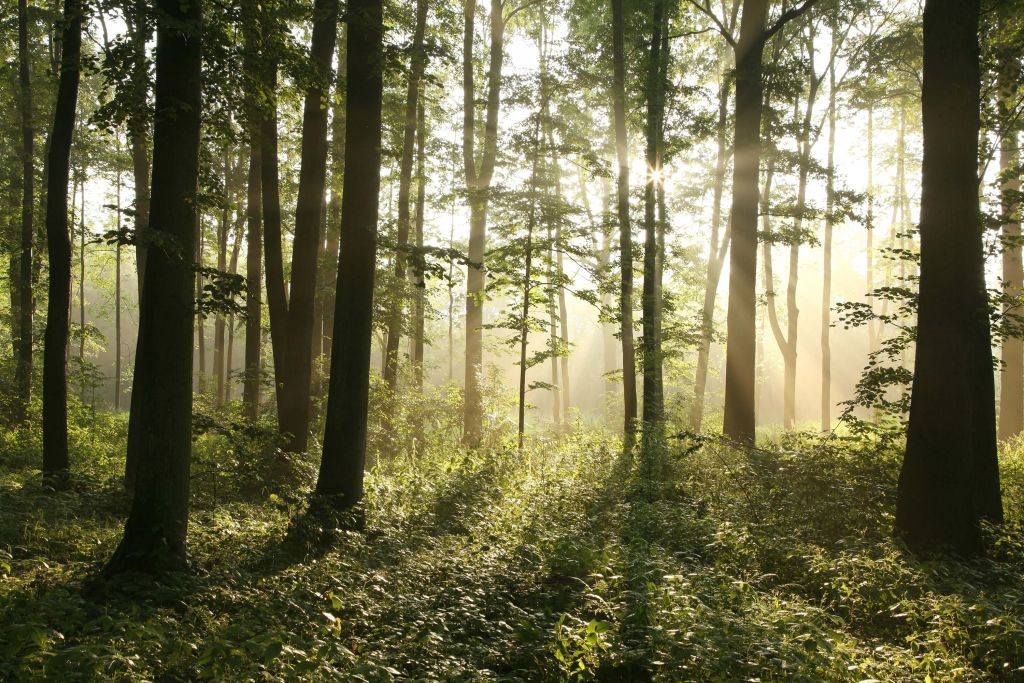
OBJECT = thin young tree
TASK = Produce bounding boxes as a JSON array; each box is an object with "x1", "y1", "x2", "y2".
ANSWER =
[
  {"x1": 104, "y1": 0, "x2": 203, "y2": 574},
  {"x1": 896, "y1": 0, "x2": 1002, "y2": 555},
  {"x1": 42, "y1": 0, "x2": 83, "y2": 484},
  {"x1": 314, "y1": 0, "x2": 384, "y2": 510}
]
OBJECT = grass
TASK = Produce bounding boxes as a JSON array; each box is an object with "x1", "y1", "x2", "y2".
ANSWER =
[{"x1": 0, "y1": 399, "x2": 1023, "y2": 681}]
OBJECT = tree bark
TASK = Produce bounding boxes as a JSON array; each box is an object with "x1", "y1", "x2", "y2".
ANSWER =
[
  {"x1": 104, "y1": 0, "x2": 202, "y2": 575},
  {"x1": 611, "y1": 0, "x2": 638, "y2": 451},
  {"x1": 315, "y1": 0, "x2": 384, "y2": 508},
  {"x1": 896, "y1": 0, "x2": 1002, "y2": 555},
  {"x1": 115, "y1": 165, "x2": 122, "y2": 410},
  {"x1": 213, "y1": 148, "x2": 230, "y2": 405},
  {"x1": 243, "y1": 137, "x2": 263, "y2": 419},
  {"x1": 383, "y1": 0, "x2": 429, "y2": 393},
  {"x1": 322, "y1": 26, "x2": 346, "y2": 388},
  {"x1": 275, "y1": 0, "x2": 341, "y2": 453},
  {"x1": 14, "y1": 0, "x2": 34, "y2": 421},
  {"x1": 412, "y1": 97, "x2": 427, "y2": 390},
  {"x1": 261, "y1": 59, "x2": 288, "y2": 411},
  {"x1": 127, "y1": 0, "x2": 151, "y2": 298},
  {"x1": 462, "y1": 0, "x2": 504, "y2": 446},
  {"x1": 998, "y1": 47, "x2": 1022, "y2": 440},
  {"x1": 42, "y1": 0, "x2": 82, "y2": 484},
  {"x1": 821, "y1": 61, "x2": 836, "y2": 432}
]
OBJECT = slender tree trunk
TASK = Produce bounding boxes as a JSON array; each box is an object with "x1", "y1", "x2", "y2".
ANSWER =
[
  {"x1": 321, "y1": 25, "x2": 346, "y2": 391},
  {"x1": 14, "y1": 0, "x2": 34, "y2": 420},
  {"x1": 104, "y1": 0, "x2": 202, "y2": 575},
  {"x1": 518, "y1": 117, "x2": 543, "y2": 452},
  {"x1": 315, "y1": 0, "x2": 384, "y2": 509},
  {"x1": 128, "y1": 3, "x2": 151, "y2": 297},
  {"x1": 115, "y1": 166, "x2": 122, "y2": 410},
  {"x1": 462, "y1": 0, "x2": 505, "y2": 446},
  {"x1": 213, "y1": 149, "x2": 229, "y2": 405},
  {"x1": 866, "y1": 105, "x2": 878, "y2": 355},
  {"x1": 195, "y1": 229, "x2": 206, "y2": 392},
  {"x1": 276, "y1": 0, "x2": 341, "y2": 453},
  {"x1": 78, "y1": 179, "x2": 85, "y2": 362},
  {"x1": 383, "y1": 0, "x2": 429, "y2": 393},
  {"x1": 641, "y1": 0, "x2": 666, "y2": 443},
  {"x1": 896, "y1": 0, "x2": 1001, "y2": 555},
  {"x1": 821, "y1": 62, "x2": 836, "y2": 432},
  {"x1": 243, "y1": 138, "x2": 262, "y2": 419},
  {"x1": 611, "y1": 0, "x2": 638, "y2": 450},
  {"x1": 412, "y1": 97, "x2": 427, "y2": 390},
  {"x1": 548, "y1": 220, "x2": 561, "y2": 428},
  {"x1": 261, "y1": 59, "x2": 287, "y2": 411},
  {"x1": 225, "y1": 207, "x2": 243, "y2": 402},
  {"x1": 42, "y1": 0, "x2": 82, "y2": 483},
  {"x1": 998, "y1": 57, "x2": 1022, "y2": 440}
]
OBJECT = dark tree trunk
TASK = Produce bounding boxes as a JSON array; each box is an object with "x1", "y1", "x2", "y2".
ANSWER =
[
  {"x1": 128, "y1": 1, "x2": 151, "y2": 297},
  {"x1": 383, "y1": 0, "x2": 429, "y2": 393},
  {"x1": 641, "y1": 0, "x2": 666, "y2": 445},
  {"x1": 722, "y1": 0, "x2": 768, "y2": 443},
  {"x1": 462, "y1": 0, "x2": 504, "y2": 446},
  {"x1": 14, "y1": 0, "x2": 34, "y2": 421},
  {"x1": 42, "y1": 0, "x2": 82, "y2": 484},
  {"x1": 104, "y1": 0, "x2": 202, "y2": 575},
  {"x1": 315, "y1": 0, "x2": 384, "y2": 508},
  {"x1": 277, "y1": 0, "x2": 341, "y2": 453},
  {"x1": 261, "y1": 59, "x2": 288, "y2": 411},
  {"x1": 322, "y1": 26, "x2": 346, "y2": 386},
  {"x1": 213, "y1": 149, "x2": 230, "y2": 405},
  {"x1": 412, "y1": 97, "x2": 427, "y2": 390},
  {"x1": 611, "y1": 0, "x2": 638, "y2": 451},
  {"x1": 896, "y1": 0, "x2": 1002, "y2": 555}
]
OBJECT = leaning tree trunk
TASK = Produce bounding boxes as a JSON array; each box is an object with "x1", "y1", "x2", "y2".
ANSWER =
[
  {"x1": 277, "y1": 0, "x2": 341, "y2": 453},
  {"x1": 611, "y1": 0, "x2": 638, "y2": 451},
  {"x1": 722, "y1": 0, "x2": 768, "y2": 443},
  {"x1": 315, "y1": 0, "x2": 384, "y2": 510},
  {"x1": 896, "y1": 0, "x2": 1002, "y2": 555},
  {"x1": 104, "y1": 0, "x2": 202, "y2": 576},
  {"x1": 383, "y1": 0, "x2": 429, "y2": 394},
  {"x1": 14, "y1": 0, "x2": 34, "y2": 421},
  {"x1": 42, "y1": 0, "x2": 82, "y2": 484}
]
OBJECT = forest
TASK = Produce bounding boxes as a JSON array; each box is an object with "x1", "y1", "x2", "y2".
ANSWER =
[{"x1": 0, "y1": 0, "x2": 1022, "y2": 679}]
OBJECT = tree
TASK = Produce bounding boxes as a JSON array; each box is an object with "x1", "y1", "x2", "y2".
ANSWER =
[
  {"x1": 314, "y1": 0, "x2": 384, "y2": 510},
  {"x1": 610, "y1": 0, "x2": 638, "y2": 451},
  {"x1": 382, "y1": 0, "x2": 429, "y2": 396},
  {"x1": 895, "y1": 0, "x2": 1002, "y2": 555},
  {"x1": 462, "y1": 0, "x2": 505, "y2": 446},
  {"x1": 104, "y1": 0, "x2": 203, "y2": 574},
  {"x1": 13, "y1": 0, "x2": 34, "y2": 422},
  {"x1": 42, "y1": 0, "x2": 83, "y2": 484}
]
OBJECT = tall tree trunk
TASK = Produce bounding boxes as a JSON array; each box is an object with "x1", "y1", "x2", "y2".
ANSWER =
[
  {"x1": 243, "y1": 137, "x2": 262, "y2": 419},
  {"x1": 896, "y1": 0, "x2": 1002, "y2": 555},
  {"x1": 548, "y1": 219, "x2": 561, "y2": 428},
  {"x1": 115, "y1": 166, "x2": 122, "y2": 410},
  {"x1": 315, "y1": 0, "x2": 384, "y2": 509},
  {"x1": 42, "y1": 0, "x2": 82, "y2": 483},
  {"x1": 14, "y1": 0, "x2": 34, "y2": 420},
  {"x1": 104, "y1": 0, "x2": 202, "y2": 575},
  {"x1": 821, "y1": 62, "x2": 836, "y2": 432},
  {"x1": 195, "y1": 229, "x2": 206, "y2": 392},
  {"x1": 278, "y1": 0, "x2": 341, "y2": 453},
  {"x1": 213, "y1": 148, "x2": 230, "y2": 405},
  {"x1": 517, "y1": 116, "x2": 543, "y2": 452},
  {"x1": 690, "y1": 56, "x2": 732, "y2": 432},
  {"x1": 412, "y1": 97, "x2": 427, "y2": 390},
  {"x1": 261, "y1": 59, "x2": 287, "y2": 411},
  {"x1": 462, "y1": 0, "x2": 504, "y2": 446},
  {"x1": 723, "y1": 0, "x2": 769, "y2": 443},
  {"x1": 383, "y1": 0, "x2": 429, "y2": 393},
  {"x1": 225, "y1": 206, "x2": 244, "y2": 402},
  {"x1": 866, "y1": 105, "x2": 878, "y2": 355},
  {"x1": 78, "y1": 179, "x2": 85, "y2": 362},
  {"x1": 641, "y1": 0, "x2": 666, "y2": 443},
  {"x1": 998, "y1": 52, "x2": 1022, "y2": 440},
  {"x1": 611, "y1": 0, "x2": 638, "y2": 451},
  {"x1": 128, "y1": 2, "x2": 151, "y2": 298},
  {"x1": 321, "y1": 25, "x2": 346, "y2": 386}
]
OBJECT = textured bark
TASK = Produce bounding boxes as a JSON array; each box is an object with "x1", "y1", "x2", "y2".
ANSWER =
[
  {"x1": 42, "y1": 0, "x2": 82, "y2": 483},
  {"x1": 277, "y1": 0, "x2": 341, "y2": 453},
  {"x1": 896, "y1": 0, "x2": 1002, "y2": 555},
  {"x1": 611, "y1": 0, "x2": 638, "y2": 450},
  {"x1": 641, "y1": 0, "x2": 666, "y2": 441},
  {"x1": 316, "y1": 0, "x2": 384, "y2": 507},
  {"x1": 383, "y1": 0, "x2": 429, "y2": 392},
  {"x1": 722, "y1": 0, "x2": 768, "y2": 443},
  {"x1": 14, "y1": 0, "x2": 34, "y2": 420},
  {"x1": 462, "y1": 0, "x2": 504, "y2": 446},
  {"x1": 104, "y1": 0, "x2": 202, "y2": 575}
]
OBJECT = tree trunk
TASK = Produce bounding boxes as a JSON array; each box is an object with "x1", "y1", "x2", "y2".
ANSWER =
[
  {"x1": 128, "y1": 2, "x2": 151, "y2": 298},
  {"x1": 214, "y1": 148, "x2": 230, "y2": 405},
  {"x1": 14, "y1": 0, "x2": 34, "y2": 420},
  {"x1": 462, "y1": 0, "x2": 504, "y2": 446},
  {"x1": 42, "y1": 0, "x2": 82, "y2": 484},
  {"x1": 195, "y1": 229, "x2": 206, "y2": 392},
  {"x1": 383, "y1": 0, "x2": 429, "y2": 393},
  {"x1": 722, "y1": 0, "x2": 768, "y2": 443},
  {"x1": 261, "y1": 59, "x2": 288, "y2": 411},
  {"x1": 821, "y1": 62, "x2": 836, "y2": 432},
  {"x1": 243, "y1": 137, "x2": 263, "y2": 419},
  {"x1": 517, "y1": 116, "x2": 543, "y2": 452},
  {"x1": 276, "y1": 0, "x2": 341, "y2": 453},
  {"x1": 104, "y1": 0, "x2": 202, "y2": 575},
  {"x1": 315, "y1": 0, "x2": 384, "y2": 508},
  {"x1": 115, "y1": 166, "x2": 122, "y2": 410},
  {"x1": 998, "y1": 50, "x2": 1022, "y2": 440},
  {"x1": 78, "y1": 179, "x2": 85, "y2": 363},
  {"x1": 866, "y1": 105, "x2": 878, "y2": 355},
  {"x1": 896, "y1": 0, "x2": 1002, "y2": 555},
  {"x1": 412, "y1": 97, "x2": 427, "y2": 390},
  {"x1": 225, "y1": 204, "x2": 244, "y2": 402},
  {"x1": 611, "y1": 0, "x2": 638, "y2": 451},
  {"x1": 322, "y1": 26, "x2": 346, "y2": 387}
]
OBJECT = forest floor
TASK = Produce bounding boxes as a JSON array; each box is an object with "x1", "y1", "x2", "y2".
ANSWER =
[{"x1": 1, "y1": 407, "x2": 1024, "y2": 681}]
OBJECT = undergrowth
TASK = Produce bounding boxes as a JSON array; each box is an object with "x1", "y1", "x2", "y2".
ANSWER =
[{"x1": 0, "y1": 390, "x2": 1022, "y2": 681}]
